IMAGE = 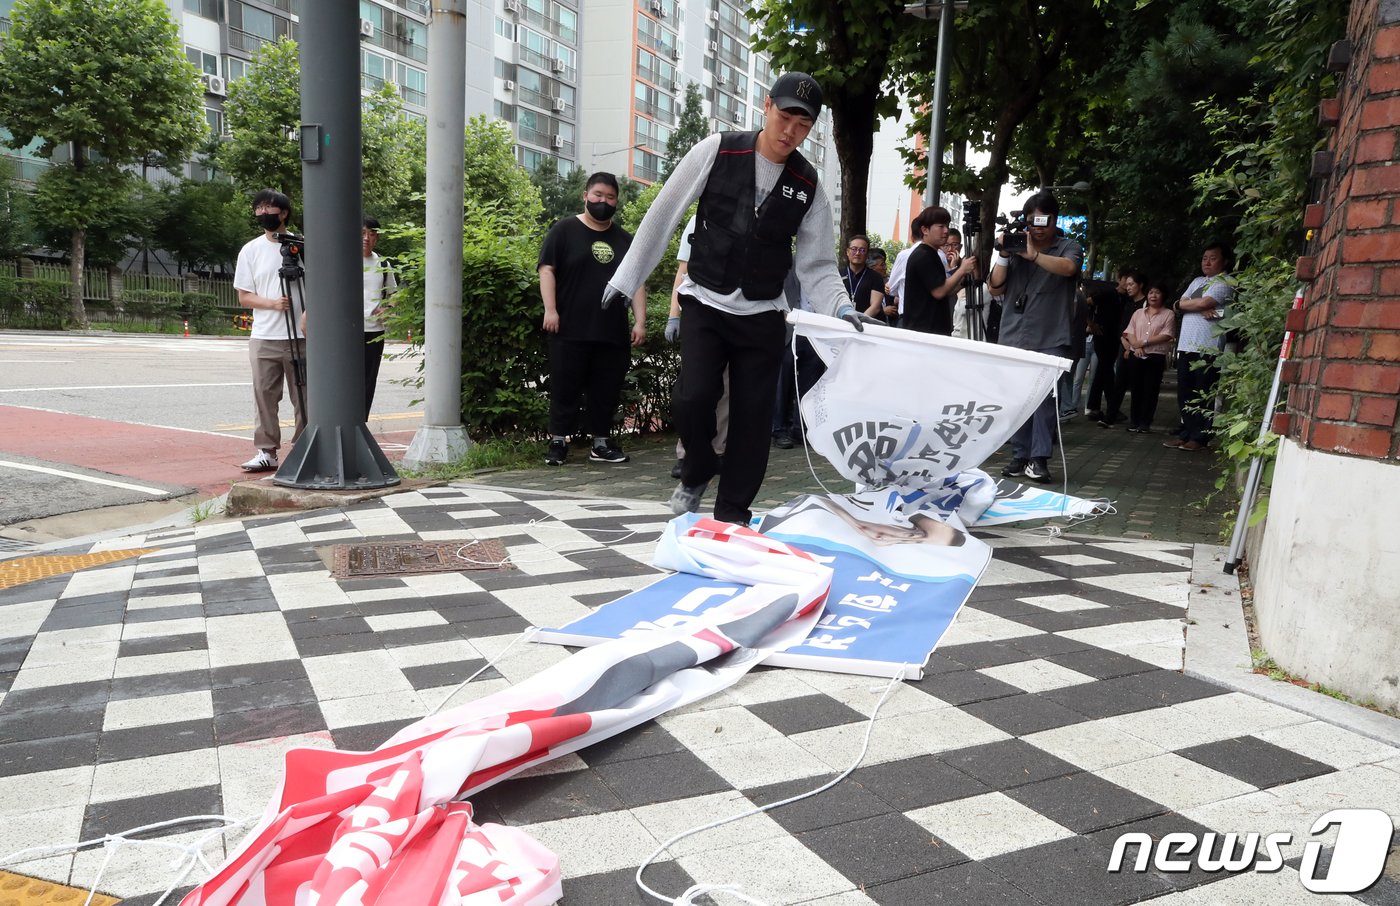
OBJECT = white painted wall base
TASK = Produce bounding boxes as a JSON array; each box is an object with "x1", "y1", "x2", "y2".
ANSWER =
[{"x1": 1252, "y1": 438, "x2": 1400, "y2": 712}]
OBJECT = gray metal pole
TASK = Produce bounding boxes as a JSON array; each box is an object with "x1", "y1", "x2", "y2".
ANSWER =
[
  {"x1": 273, "y1": 0, "x2": 397, "y2": 489},
  {"x1": 402, "y1": 0, "x2": 472, "y2": 469},
  {"x1": 925, "y1": 0, "x2": 954, "y2": 207}
]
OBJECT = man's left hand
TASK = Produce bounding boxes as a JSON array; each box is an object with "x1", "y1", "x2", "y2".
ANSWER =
[
  {"x1": 601, "y1": 285, "x2": 628, "y2": 309},
  {"x1": 631, "y1": 323, "x2": 646, "y2": 346},
  {"x1": 838, "y1": 305, "x2": 879, "y2": 332}
]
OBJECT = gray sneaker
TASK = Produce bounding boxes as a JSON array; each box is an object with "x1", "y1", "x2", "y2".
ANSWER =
[{"x1": 668, "y1": 481, "x2": 709, "y2": 516}]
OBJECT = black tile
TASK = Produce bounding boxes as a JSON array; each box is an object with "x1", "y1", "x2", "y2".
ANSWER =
[
  {"x1": 984, "y1": 834, "x2": 1172, "y2": 905},
  {"x1": 124, "y1": 604, "x2": 205, "y2": 624},
  {"x1": 210, "y1": 659, "x2": 308, "y2": 687},
  {"x1": 215, "y1": 703, "x2": 325, "y2": 745},
  {"x1": 126, "y1": 582, "x2": 203, "y2": 598},
  {"x1": 748, "y1": 694, "x2": 866, "y2": 736},
  {"x1": 294, "y1": 632, "x2": 383, "y2": 658},
  {"x1": 1040, "y1": 677, "x2": 1164, "y2": 720},
  {"x1": 1, "y1": 679, "x2": 111, "y2": 713},
  {"x1": 592, "y1": 749, "x2": 729, "y2": 808},
  {"x1": 199, "y1": 577, "x2": 274, "y2": 604},
  {"x1": 1293, "y1": 846, "x2": 1400, "y2": 906},
  {"x1": 852, "y1": 754, "x2": 990, "y2": 811},
  {"x1": 1103, "y1": 669, "x2": 1227, "y2": 707},
  {"x1": 867, "y1": 861, "x2": 1043, "y2": 905},
  {"x1": 212, "y1": 678, "x2": 317, "y2": 712},
  {"x1": 475, "y1": 768, "x2": 625, "y2": 824},
  {"x1": 1175, "y1": 735, "x2": 1336, "y2": 789},
  {"x1": 937, "y1": 739, "x2": 1081, "y2": 791},
  {"x1": 0, "y1": 637, "x2": 33, "y2": 674},
  {"x1": 109, "y1": 669, "x2": 210, "y2": 701},
  {"x1": 451, "y1": 615, "x2": 531, "y2": 638},
  {"x1": 799, "y1": 812, "x2": 969, "y2": 887},
  {"x1": 0, "y1": 672, "x2": 13, "y2": 695},
  {"x1": 1087, "y1": 811, "x2": 1231, "y2": 891},
  {"x1": 1044, "y1": 648, "x2": 1159, "y2": 680},
  {"x1": 121, "y1": 888, "x2": 197, "y2": 906},
  {"x1": 330, "y1": 718, "x2": 417, "y2": 751},
  {"x1": 964, "y1": 693, "x2": 1092, "y2": 736},
  {"x1": 575, "y1": 722, "x2": 685, "y2": 767},
  {"x1": 378, "y1": 624, "x2": 463, "y2": 647},
  {"x1": 0, "y1": 701, "x2": 106, "y2": 743},
  {"x1": 0, "y1": 731, "x2": 99, "y2": 777},
  {"x1": 287, "y1": 615, "x2": 374, "y2": 639},
  {"x1": 917, "y1": 653, "x2": 967, "y2": 676},
  {"x1": 941, "y1": 641, "x2": 1038, "y2": 670},
  {"x1": 563, "y1": 861, "x2": 702, "y2": 906},
  {"x1": 39, "y1": 602, "x2": 125, "y2": 631},
  {"x1": 100, "y1": 719, "x2": 214, "y2": 762},
  {"x1": 1005, "y1": 772, "x2": 1166, "y2": 834},
  {"x1": 401, "y1": 661, "x2": 501, "y2": 691},
  {"x1": 118, "y1": 633, "x2": 208, "y2": 658},
  {"x1": 204, "y1": 596, "x2": 280, "y2": 616},
  {"x1": 743, "y1": 774, "x2": 892, "y2": 834},
  {"x1": 81, "y1": 785, "x2": 224, "y2": 840},
  {"x1": 908, "y1": 669, "x2": 1022, "y2": 706}
]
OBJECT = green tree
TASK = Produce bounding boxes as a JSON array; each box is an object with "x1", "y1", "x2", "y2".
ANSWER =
[
  {"x1": 216, "y1": 37, "x2": 302, "y2": 216},
  {"x1": 463, "y1": 114, "x2": 543, "y2": 236},
  {"x1": 530, "y1": 156, "x2": 586, "y2": 225},
  {"x1": 0, "y1": 158, "x2": 37, "y2": 260},
  {"x1": 152, "y1": 178, "x2": 249, "y2": 273},
  {"x1": 0, "y1": 0, "x2": 206, "y2": 324},
  {"x1": 361, "y1": 83, "x2": 426, "y2": 230},
  {"x1": 663, "y1": 82, "x2": 710, "y2": 179}
]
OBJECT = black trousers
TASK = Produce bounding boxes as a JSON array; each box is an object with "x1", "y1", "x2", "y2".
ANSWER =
[
  {"x1": 1124, "y1": 353, "x2": 1167, "y2": 428},
  {"x1": 1175, "y1": 351, "x2": 1219, "y2": 443},
  {"x1": 1087, "y1": 336, "x2": 1120, "y2": 413},
  {"x1": 548, "y1": 337, "x2": 630, "y2": 438},
  {"x1": 676, "y1": 295, "x2": 785, "y2": 525},
  {"x1": 364, "y1": 330, "x2": 385, "y2": 420}
]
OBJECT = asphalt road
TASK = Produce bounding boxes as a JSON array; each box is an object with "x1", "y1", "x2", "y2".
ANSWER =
[{"x1": 0, "y1": 331, "x2": 426, "y2": 525}]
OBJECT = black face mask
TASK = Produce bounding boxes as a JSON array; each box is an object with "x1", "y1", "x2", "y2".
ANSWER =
[
  {"x1": 256, "y1": 212, "x2": 284, "y2": 231},
  {"x1": 586, "y1": 200, "x2": 616, "y2": 222}
]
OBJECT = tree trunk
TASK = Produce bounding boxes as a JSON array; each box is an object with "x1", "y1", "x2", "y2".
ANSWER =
[
  {"x1": 69, "y1": 227, "x2": 87, "y2": 327},
  {"x1": 828, "y1": 91, "x2": 879, "y2": 245}
]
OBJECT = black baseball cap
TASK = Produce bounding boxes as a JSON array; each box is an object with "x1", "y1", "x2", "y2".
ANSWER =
[{"x1": 769, "y1": 72, "x2": 822, "y2": 120}]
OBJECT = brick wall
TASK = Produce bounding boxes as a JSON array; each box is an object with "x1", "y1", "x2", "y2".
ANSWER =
[{"x1": 1283, "y1": 0, "x2": 1400, "y2": 460}]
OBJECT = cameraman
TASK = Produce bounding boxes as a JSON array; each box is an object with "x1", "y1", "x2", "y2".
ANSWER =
[
  {"x1": 987, "y1": 190, "x2": 1082, "y2": 484},
  {"x1": 233, "y1": 188, "x2": 305, "y2": 473}
]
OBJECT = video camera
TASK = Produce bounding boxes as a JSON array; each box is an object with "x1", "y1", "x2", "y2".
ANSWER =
[
  {"x1": 994, "y1": 211, "x2": 1053, "y2": 255},
  {"x1": 962, "y1": 200, "x2": 982, "y2": 237}
]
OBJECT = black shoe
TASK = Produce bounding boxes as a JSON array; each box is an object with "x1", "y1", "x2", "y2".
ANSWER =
[
  {"x1": 545, "y1": 439, "x2": 568, "y2": 466},
  {"x1": 589, "y1": 440, "x2": 629, "y2": 463},
  {"x1": 1025, "y1": 458, "x2": 1055, "y2": 483},
  {"x1": 1001, "y1": 458, "x2": 1028, "y2": 478},
  {"x1": 773, "y1": 430, "x2": 794, "y2": 449},
  {"x1": 1086, "y1": 410, "x2": 1103, "y2": 421},
  {"x1": 1097, "y1": 418, "x2": 1114, "y2": 428},
  {"x1": 670, "y1": 459, "x2": 683, "y2": 479}
]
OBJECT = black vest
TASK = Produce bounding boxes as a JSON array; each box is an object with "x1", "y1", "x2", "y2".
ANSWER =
[{"x1": 687, "y1": 131, "x2": 819, "y2": 300}]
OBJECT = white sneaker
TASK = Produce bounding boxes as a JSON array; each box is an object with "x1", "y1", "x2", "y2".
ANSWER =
[{"x1": 240, "y1": 450, "x2": 278, "y2": 472}]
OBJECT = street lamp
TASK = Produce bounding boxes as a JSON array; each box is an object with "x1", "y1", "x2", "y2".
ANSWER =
[
  {"x1": 904, "y1": 0, "x2": 969, "y2": 207},
  {"x1": 1041, "y1": 181, "x2": 1092, "y2": 194}
]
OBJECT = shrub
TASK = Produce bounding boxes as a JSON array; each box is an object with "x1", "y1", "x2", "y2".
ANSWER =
[{"x1": 0, "y1": 275, "x2": 69, "y2": 329}]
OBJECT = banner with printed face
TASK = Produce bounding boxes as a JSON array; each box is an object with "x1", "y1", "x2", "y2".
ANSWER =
[{"x1": 788, "y1": 311, "x2": 1071, "y2": 489}]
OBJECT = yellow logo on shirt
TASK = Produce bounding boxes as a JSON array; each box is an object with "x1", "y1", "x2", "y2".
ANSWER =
[{"x1": 592, "y1": 241, "x2": 615, "y2": 264}]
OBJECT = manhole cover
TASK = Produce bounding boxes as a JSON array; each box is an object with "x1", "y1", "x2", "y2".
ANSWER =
[{"x1": 331, "y1": 539, "x2": 512, "y2": 579}]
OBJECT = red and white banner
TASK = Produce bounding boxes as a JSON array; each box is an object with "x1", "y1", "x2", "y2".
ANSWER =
[{"x1": 181, "y1": 520, "x2": 830, "y2": 906}]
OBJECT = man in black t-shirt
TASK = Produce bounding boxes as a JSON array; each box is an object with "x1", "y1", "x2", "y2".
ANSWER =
[
  {"x1": 539, "y1": 172, "x2": 646, "y2": 466},
  {"x1": 840, "y1": 234, "x2": 885, "y2": 320},
  {"x1": 900, "y1": 206, "x2": 977, "y2": 335}
]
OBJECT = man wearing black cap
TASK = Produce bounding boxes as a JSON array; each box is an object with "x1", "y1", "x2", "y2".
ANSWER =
[{"x1": 603, "y1": 72, "x2": 870, "y2": 527}]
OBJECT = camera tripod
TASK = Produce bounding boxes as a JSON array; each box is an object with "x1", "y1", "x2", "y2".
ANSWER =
[
  {"x1": 277, "y1": 234, "x2": 308, "y2": 418},
  {"x1": 960, "y1": 201, "x2": 989, "y2": 342}
]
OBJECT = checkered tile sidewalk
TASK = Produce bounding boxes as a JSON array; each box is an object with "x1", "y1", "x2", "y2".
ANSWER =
[{"x1": 0, "y1": 486, "x2": 1397, "y2": 906}]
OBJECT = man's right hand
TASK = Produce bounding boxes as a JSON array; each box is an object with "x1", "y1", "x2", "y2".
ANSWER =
[
  {"x1": 664, "y1": 316, "x2": 680, "y2": 343},
  {"x1": 601, "y1": 285, "x2": 628, "y2": 310},
  {"x1": 542, "y1": 311, "x2": 560, "y2": 332},
  {"x1": 268, "y1": 295, "x2": 291, "y2": 312}
]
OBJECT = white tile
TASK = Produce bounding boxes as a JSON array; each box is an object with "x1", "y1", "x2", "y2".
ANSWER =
[
  {"x1": 1060, "y1": 618, "x2": 1186, "y2": 651},
  {"x1": 979, "y1": 659, "x2": 1097, "y2": 693},
  {"x1": 509, "y1": 545, "x2": 589, "y2": 577},
  {"x1": 882, "y1": 707, "x2": 1013, "y2": 754},
  {"x1": 796, "y1": 671, "x2": 948, "y2": 718},
  {"x1": 319, "y1": 690, "x2": 427, "y2": 729},
  {"x1": 1022, "y1": 720, "x2": 1167, "y2": 772},
  {"x1": 217, "y1": 731, "x2": 337, "y2": 819},
  {"x1": 362, "y1": 610, "x2": 448, "y2": 632},
  {"x1": 659, "y1": 706, "x2": 786, "y2": 753},
  {"x1": 400, "y1": 573, "x2": 485, "y2": 597},
  {"x1": 1016, "y1": 593, "x2": 1107, "y2": 613},
  {"x1": 1039, "y1": 553, "x2": 1116, "y2": 567},
  {"x1": 345, "y1": 509, "x2": 416, "y2": 536},
  {"x1": 1097, "y1": 706, "x2": 1241, "y2": 751},
  {"x1": 976, "y1": 560, "x2": 1062, "y2": 586},
  {"x1": 1125, "y1": 639, "x2": 1187, "y2": 668},
  {"x1": 112, "y1": 649, "x2": 209, "y2": 678},
  {"x1": 470, "y1": 633, "x2": 569, "y2": 683},
  {"x1": 126, "y1": 592, "x2": 203, "y2": 610},
  {"x1": 303, "y1": 529, "x2": 364, "y2": 542},
  {"x1": 89, "y1": 749, "x2": 220, "y2": 803},
  {"x1": 519, "y1": 811, "x2": 663, "y2": 878},
  {"x1": 1098, "y1": 753, "x2": 1257, "y2": 811},
  {"x1": 70, "y1": 827, "x2": 229, "y2": 897},
  {"x1": 1269, "y1": 764, "x2": 1400, "y2": 829},
  {"x1": 385, "y1": 639, "x2": 482, "y2": 669},
  {"x1": 246, "y1": 522, "x2": 309, "y2": 549},
  {"x1": 1174, "y1": 692, "x2": 1312, "y2": 736},
  {"x1": 0, "y1": 766, "x2": 94, "y2": 818},
  {"x1": 130, "y1": 573, "x2": 200, "y2": 589},
  {"x1": 61, "y1": 564, "x2": 136, "y2": 597},
  {"x1": 630, "y1": 791, "x2": 788, "y2": 857},
  {"x1": 195, "y1": 521, "x2": 245, "y2": 539},
  {"x1": 908, "y1": 791, "x2": 1074, "y2": 859},
  {"x1": 693, "y1": 735, "x2": 833, "y2": 790},
  {"x1": 728, "y1": 668, "x2": 821, "y2": 706},
  {"x1": 677, "y1": 835, "x2": 855, "y2": 904},
  {"x1": 0, "y1": 599, "x2": 53, "y2": 639},
  {"x1": 22, "y1": 624, "x2": 122, "y2": 666},
  {"x1": 421, "y1": 677, "x2": 513, "y2": 715},
  {"x1": 1078, "y1": 572, "x2": 1190, "y2": 605},
  {"x1": 1091, "y1": 542, "x2": 1193, "y2": 568},
  {"x1": 303, "y1": 649, "x2": 416, "y2": 701},
  {"x1": 0, "y1": 805, "x2": 82, "y2": 884},
  {"x1": 205, "y1": 612, "x2": 299, "y2": 668},
  {"x1": 103, "y1": 690, "x2": 214, "y2": 732},
  {"x1": 198, "y1": 550, "x2": 265, "y2": 582},
  {"x1": 90, "y1": 535, "x2": 146, "y2": 551},
  {"x1": 135, "y1": 557, "x2": 198, "y2": 573},
  {"x1": 345, "y1": 586, "x2": 420, "y2": 603},
  {"x1": 9, "y1": 658, "x2": 114, "y2": 691},
  {"x1": 379, "y1": 490, "x2": 435, "y2": 508},
  {"x1": 295, "y1": 512, "x2": 348, "y2": 528},
  {"x1": 938, "y1": 613, "x2": 1043, "y2": 646},
  {"x1": 267, "y1": 572, "x2": 351, "y2": 610},
  {"x1": 487, "y1": 586, "x2": 590, "y2": 628},
  {"x1": 121, "y1": 617, "x2": 205, "y2": 640}
]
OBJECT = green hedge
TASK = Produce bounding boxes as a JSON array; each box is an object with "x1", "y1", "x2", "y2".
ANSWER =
[
  {"x1": 0, "y1": 276, "x2": 69, "y2": 329},
  {"x1": 119, "y1": 289, "x2": 220, "y2": 332}
]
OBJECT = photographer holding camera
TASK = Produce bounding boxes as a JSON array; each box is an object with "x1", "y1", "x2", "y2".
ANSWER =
[
  {"x1": 987, "y1": 190, "x2": 1082, "y2": 484},
  {"x1": 233, "y1": 188, "x2": 306, "y2": 473}
]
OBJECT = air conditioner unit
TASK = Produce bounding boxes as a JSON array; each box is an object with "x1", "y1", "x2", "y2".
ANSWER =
[
  {"x1": 715, "y1": 75, "x2": 726, "y2": 87},
  {"x1": 201, "y1": 73, "x2": 226, "y2": 96},
  {"x1": 359, "y1": 18, "x2": 374, "y2": 37},
  {"x1": 670, "y1": 80, "x2": 681, "y2": 91},
  {"x1": 552, "y1": 135, "x2": 564, "y2": 149},
  {"x1": 551, "y1": 58, "x2": 565, "y2": 72},
  {"x1": 669, "y1": 46, "x2": 680, "y2": 60},
  {"x1": 650, "y1": 0, "x2": 665, "y2": 15},
  {"x1": 731, "y1": 110, "x2": 743, "y2": 124},
  {"x1": 503, "y1": 0, "x2": 519, "y2": 11},
  {"x1": 552, "y1": 97, "x2": 566, "y2": 112},
  {"x1": 503, "y1": 78, "x2": 515, "y2": 91},
  {"x1": 706, "y1": 9, "x2": 717, "y2": 22}
]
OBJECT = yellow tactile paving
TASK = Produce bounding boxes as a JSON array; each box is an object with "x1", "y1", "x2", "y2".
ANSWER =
[
  {"x1": 0, "y1": 549, "x2": 159, "y2": 591},
  {"x1": 0, "y1": 870, "x2": 120, "y2": 906}
]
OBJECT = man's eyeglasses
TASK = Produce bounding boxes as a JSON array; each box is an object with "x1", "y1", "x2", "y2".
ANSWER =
[{"x1": 847, "y1": 246, "x2": 868, "y2": 254}]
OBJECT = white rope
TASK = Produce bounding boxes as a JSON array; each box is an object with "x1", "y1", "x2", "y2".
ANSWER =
[
  {"x1": 792, "y1": 337, "x2": 840, "y2": 499},
  {"x1": 430, "y1": 626, "x2": 540, "y2": 715},
  {"x1": 1053, "y1": 382, "x2": 1070, "y2": 518},
  {"x1": 635, "y1": 669, "x2": 909, "y2": 905},
  {"x1": 0, "y1": 814, "x2": 255, "y2": 906},
  {"x1": 451, "y1": 506, "x2": 653, "y2": 568}
]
